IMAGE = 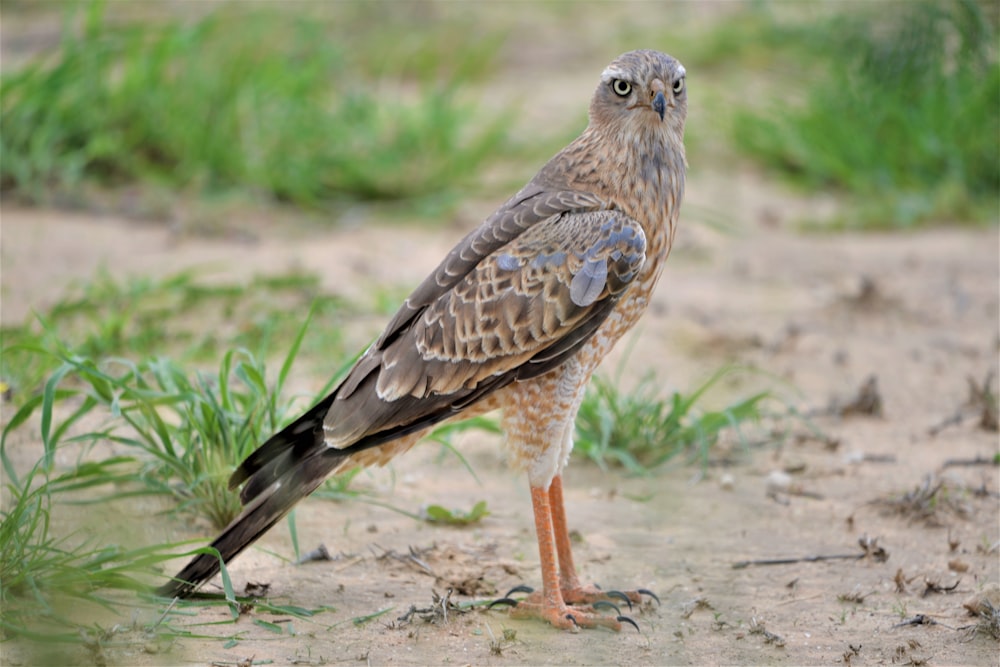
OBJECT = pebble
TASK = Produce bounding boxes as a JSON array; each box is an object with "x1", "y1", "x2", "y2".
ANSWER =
[{"x1": 765, "y1": 470, "x2": 792, "y2": 495}]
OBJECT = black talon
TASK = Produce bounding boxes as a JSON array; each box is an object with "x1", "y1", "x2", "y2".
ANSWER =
[
  {"x1": 637, "y1": 588, "x2": 661, "y2": 605},
  {"x1": 605, "y1": 590, "x2": 633, "y2": 611},
  {"x1": 487, "y1": 597, "x2": 520, "y2": 609},
  {"x1": 565, "y1": 613, "x2": 580, "y2": 627},
  {"x1": 592, "y1": 600, "x2": 622, "y2": 616},
  {"x1": 617, "y1": 615, "x2": 641, "y2": 633},
  {"x1": 487, "y1": 584, "x2": 535, "y2": 610}
]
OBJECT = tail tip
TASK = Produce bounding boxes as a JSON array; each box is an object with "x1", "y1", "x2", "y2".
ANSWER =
[{"x1": 154, "y1": 579, "x2": 196, "y2": 599}]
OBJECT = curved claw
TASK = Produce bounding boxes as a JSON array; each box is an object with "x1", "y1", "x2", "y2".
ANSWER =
[
  {"x1": 637, "y1": 588, "x2": 661, "y2": 606},
  {"x1": 487, "y1": 584, "x2": 536, "y2": 610},
  {"x1": 605, "y1": 590, "x2": 634, "y2": 611},
  {"x1": 592, "y1": 600, "x2": 622, "y2": 616},
  {"x1": 617, "y1": 615, "x2": 641, "y2": 633},
  {"x1": 565, "y1": 613, "x2": 580, "y2": 627},
  {"x1": 487, "y1": 597, "x2": 520, "y2": 609}
]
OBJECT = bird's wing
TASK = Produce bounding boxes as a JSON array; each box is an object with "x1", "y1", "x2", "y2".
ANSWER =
[
  {"x1": 322, "y1": 206, "x2": 647, "y2": 447},
  {"x1": 157, "y1": 206, "x2": 644, "y2": 598},
  {"x1": 377, "y1": 185, "x2": 608, "y2": 348},
  {"x1": 228, "y1": 191, "x2": 644, "y2": 503},
  {"x1": 228, "y1": 186, "x2": 605, "y2": 491}
]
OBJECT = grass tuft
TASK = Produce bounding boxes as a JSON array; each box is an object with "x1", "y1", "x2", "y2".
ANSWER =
[
  {"x1": 0, "y1": 459, "x2": 187, "y2": 641},
  {"x1": 732, "y1": 0, "x2": 999, "y2": 227},
  {"x1": 0, "y1": 1, "x2": 512, "y2": 207},
  {"x1": 574, "y1": 366, "x2": 769, "y2": 474},
  {"x1": 2, "y1": 304, "x2": 349, "y2": 529},
  {"x1": 0, "y1": 269, "x2": 349, "y2": 405}
]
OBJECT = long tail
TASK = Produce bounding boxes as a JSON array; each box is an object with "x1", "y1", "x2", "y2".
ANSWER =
[
  {"x1": 157, "y1": 343, "x2": 511, "y2": 597},
  {"x1": 156, "y1": 395, "x2": 344, "y2": 598}
]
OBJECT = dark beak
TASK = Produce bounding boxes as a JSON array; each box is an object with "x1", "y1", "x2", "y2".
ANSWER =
[{"x1": 652, "y1": 91, "x2": 666, "y2": 121}]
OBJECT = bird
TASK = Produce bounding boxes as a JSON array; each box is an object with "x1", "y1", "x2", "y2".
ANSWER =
[{"x1": 157, "y1": 49, "x2": 687, "y2": 632}]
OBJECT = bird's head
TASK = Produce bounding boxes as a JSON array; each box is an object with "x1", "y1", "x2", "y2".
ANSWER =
[{"x1": 590, "y1": 50, "x2": 687, "y2": 140}]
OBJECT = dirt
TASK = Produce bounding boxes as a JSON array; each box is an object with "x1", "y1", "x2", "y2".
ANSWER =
[
  {"x1": 3, "y1": 184, "x2": 998, "y2": 666},
  {"x1": 2, "y1": 9, "x2": 999, "y2": 666}
]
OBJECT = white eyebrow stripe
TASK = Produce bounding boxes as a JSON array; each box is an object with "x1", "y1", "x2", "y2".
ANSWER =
[{"x1": 601, "y1": 66, "x2": 627, "y2": 83}]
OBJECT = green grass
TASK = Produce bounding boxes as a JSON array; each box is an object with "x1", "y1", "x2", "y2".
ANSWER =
[
  {"x1": 2, "y1": 304, "x2": 348, "y2": 529},
  {"x1": 0, "y1": 452, "x2": 330, "y2": 655},
  {"x1": 1, "y1": 463, "x2": 144, "y2": 618},
  {"x1": 731, "y1": 0, "x2": 999, "y2": 227},
  {"x1": 0, "y1": 269, "x2": 351, "y2": 405},
  {"x1": 0, "y1": 456, "x2": 200, "y2": 645},
  {"x1": 0, "y1": 1, "x2": 512, "y2": 208},
  {"x1": 422, "y1": 500, "x2": 490, "y2": 526},
  {"x1": 574, "y1": 366, "x2": 770, "y2": 474}
]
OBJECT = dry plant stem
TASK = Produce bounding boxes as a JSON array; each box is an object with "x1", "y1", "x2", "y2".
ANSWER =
[{"x1": 733, "y1": 553, "x2": 864, "y2": 569}]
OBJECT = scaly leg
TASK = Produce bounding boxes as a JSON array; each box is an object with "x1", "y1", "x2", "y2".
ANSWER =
[
  {"x1": 508, "y1": 484, "x2": 625, "y2": 631},
  {"x1": 549, "y1": 474, "x2": 584, "y2": 593},
  {"x1": 549, "y1": 475, "x2": 649, "y2": 608}
]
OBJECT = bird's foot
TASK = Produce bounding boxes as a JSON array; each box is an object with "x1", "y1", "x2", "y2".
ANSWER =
[
  {"x1": 561, "y1": 583, "x2": 661, "y2": 610},
  {"x1": 488, "y1": 586, "x2": 640, "y2": 632}
]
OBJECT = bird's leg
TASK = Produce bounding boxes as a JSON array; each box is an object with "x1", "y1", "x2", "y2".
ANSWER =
[
  {"x1": 549, "y1": 475, "x2": 645, "y2": 608},
  {"x1": 549, "y1": 474, "x2": 584, "y2": 593},
  {"x1": 507, "y1": 484, "x2": 625, "y2": 631}
]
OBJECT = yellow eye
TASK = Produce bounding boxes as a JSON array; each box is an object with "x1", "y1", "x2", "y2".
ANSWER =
[
  {"x1": 611, "y1": 79, "x2": 632, "y2": 97},
  {"x1": 673, "y1": 77, "x2": 685, "y2": 94}
]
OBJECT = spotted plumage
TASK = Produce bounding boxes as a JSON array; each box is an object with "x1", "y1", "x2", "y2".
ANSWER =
[{"x1": 159, "y1": 50, "x2": 687, "y2": 631}]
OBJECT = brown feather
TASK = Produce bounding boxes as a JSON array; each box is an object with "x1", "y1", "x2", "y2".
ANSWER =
[{"x1": 158, "y1": 49, "x2": 687, "y2": 599}]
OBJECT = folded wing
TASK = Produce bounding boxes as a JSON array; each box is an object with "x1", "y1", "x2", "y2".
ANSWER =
[{"x1": 229, "y1": 195, "x2": 645, "y2": 508}]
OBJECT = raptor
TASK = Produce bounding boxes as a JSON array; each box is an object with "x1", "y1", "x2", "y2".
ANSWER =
[{"x1": 158, "y1": 49, "x2": 687, "y2": 631}]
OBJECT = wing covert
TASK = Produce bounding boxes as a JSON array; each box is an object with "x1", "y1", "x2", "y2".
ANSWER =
[
  {"x1": 375, "y1": 210, "x2": 646, "y2": 400},
  {"x1": 378, "y1": 186, "x2": 609, "y2": 349}
]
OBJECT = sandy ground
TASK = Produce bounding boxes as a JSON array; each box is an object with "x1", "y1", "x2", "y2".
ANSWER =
[
  {"x1": 1, "y1": 4, "x2": 998, "y2": 664},
  {"x1": 2, "y1": 166, "x2": 998, "y2": 666}
]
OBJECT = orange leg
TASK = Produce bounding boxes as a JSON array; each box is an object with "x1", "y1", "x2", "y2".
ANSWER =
[
  {"x1": 508, "y1": 484, "x2": 624, "y2": 631},
  {"x1": 549, "y1": 475, "x2": 644, "y2": 607},
  {"x1": 549, "y1": 475, "x2": 583, "y2": 592}
]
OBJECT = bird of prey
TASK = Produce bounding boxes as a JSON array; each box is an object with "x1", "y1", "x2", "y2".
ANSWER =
[{"x1": 158, "y1": 49, "x2": 687, "y2": 632}]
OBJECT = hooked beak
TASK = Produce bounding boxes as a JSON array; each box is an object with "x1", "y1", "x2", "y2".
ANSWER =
[
  {"x1": 650, "y1": 78, "x2": 667, "y2": 121},
  {"x1": 652, "y1": 91, "x2": 666, "y2": 121}
]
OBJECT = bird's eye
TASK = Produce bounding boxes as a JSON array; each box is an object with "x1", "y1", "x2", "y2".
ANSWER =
[
  {"x1": 611, "y1": 79, "x2": 632, "y2": 97},
  {"x1": 672, "y1": 77, "x2": 685, "y2": 94}
]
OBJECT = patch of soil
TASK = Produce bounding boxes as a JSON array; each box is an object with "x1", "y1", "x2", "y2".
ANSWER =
[{"x1": 2, "y1": 193, "x2": 997, "y2": 666}]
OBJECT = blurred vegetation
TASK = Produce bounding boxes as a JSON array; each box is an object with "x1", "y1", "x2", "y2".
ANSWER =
[
  {"x1": 1, "y1": 0, "x2": 993, "y2": 654},
  {"x1": 728, "y1": 0, "x2": 999, "y2": 228},
  {"x1": 1, "y1": 306, "x2": 344, "y2": 529},
  {"x1": 1, "y1": 1, "x2": 994, "y2": 227},
  {"x1": 0, "y1": 1, "x2": 510, "y2": 208},
  {"x1": 1, "y1": 455, "x2": 329, "y2": 654},
  {"x1": 0, "y1": 270, "x2": 354, "y2": 399},
  {"x1": 574, "y1": 366, "x2": 769, "y2": 473}
]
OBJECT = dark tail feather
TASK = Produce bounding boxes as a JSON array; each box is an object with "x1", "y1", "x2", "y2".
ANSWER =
[
  {"x1": 227, "y1": 391, "x2": 338, "y2": 492},
  {"x1": 156, "y1": 440, "x2": 346, "y2": 598}
]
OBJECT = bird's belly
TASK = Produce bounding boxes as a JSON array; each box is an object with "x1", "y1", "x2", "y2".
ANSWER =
[
  {"x1": 488, "y1": 269, "x2": 661, "y2": 486},
  {"x1": 345, "y1": 266, "x2": 665, "y2": 482}
]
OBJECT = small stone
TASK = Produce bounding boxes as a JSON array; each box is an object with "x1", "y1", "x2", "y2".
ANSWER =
[
  {"x1": 765, "y1": 470, "x2": 792, "y2": 495},
  {"x1": 719, "y1": 473, "x2": 735, "y2": 491},
  {"x1": 963, "y1": 582, "x2": 1000, "y2": 616},
  {"x1": 948, "y1": 559, "x2": 969, "y2": 573}
]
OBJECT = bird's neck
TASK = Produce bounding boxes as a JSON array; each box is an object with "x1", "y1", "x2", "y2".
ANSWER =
[{"x1": 567, "y1": 123, "x2": 686, "y2": 264}]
